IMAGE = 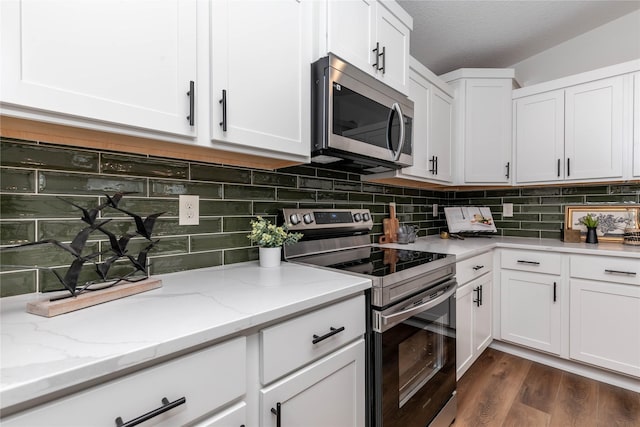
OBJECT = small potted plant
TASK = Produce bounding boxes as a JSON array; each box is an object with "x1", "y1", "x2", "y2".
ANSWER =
[
  {"x1": 580, "y1": 213, "x2": 599, "y2": 244},
  {"x1": 247, "y1": 216, "x2": 303, "y2": 267}
]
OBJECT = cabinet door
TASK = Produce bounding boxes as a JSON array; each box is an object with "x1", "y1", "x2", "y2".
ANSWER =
[
  {"x1": 211, "y1": 0, "x2": 310, "y2": 159},
  {"x1": 402, "y1": 69, "x2": 431, "y2": 179},
  {"x1": 429, "y1": 87, "x2": 453, "y2": 182},
  {"x1": 565, "y1": 76, "x2": 624, "y2": 180},
  {"x1": 634, "y1": 73, "x2": 640, "y2": 178},
  {"x1": 464, "y1": 79, "x2": 513, "y2": 183},
  {"x1": 569, "y1": 279, "x2": 640, "y2": 378},
  {"x1": 260, "y1": 340, "x2": 365, "y2": 427},
  {"x1": 326, "y1": 0, "x2": 376, "y2": 78},
  {"x1": 474, "y1": 275, "x2": 492, "y2": 355},
  {"x1": 456, "y1": 282, "x2": 474, "y2": 379},
  {"x1": 374, "y1": 2, "x2": 410, "y2": 94},
  {"x1": 501, "y1": 270, "x2": 561, "y2": 355},
  {"x1": 194, "y1": 402, "x2": 246, "y2": 427},
  {"x1": 515, "y1": 90, "x2": 565, "y2": 183},
  {"x1": 0, "y1": 0, "x2": 197, "y2": 137}
]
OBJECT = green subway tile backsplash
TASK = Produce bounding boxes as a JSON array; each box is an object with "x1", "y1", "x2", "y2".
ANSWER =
[{"x1": 1, "y1": 138, "x2": 638, "y2": 297}]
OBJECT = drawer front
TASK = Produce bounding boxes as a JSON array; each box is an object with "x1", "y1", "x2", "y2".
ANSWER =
[
  {"x1": 3, "y1": 337, "x2": 246, "y2": 427},
  {"x1": 457, "y1": 251, "x2": 493, "y2": 285},
  {"x1": 261, "y1": 295, "x2": 365, "y2": 385},
  {"x1": 570, "y1": 255, "x2": 640, "y2": 285},
  {"x1": 501, "y1": 249, "x2": 562, "y2": 275}
]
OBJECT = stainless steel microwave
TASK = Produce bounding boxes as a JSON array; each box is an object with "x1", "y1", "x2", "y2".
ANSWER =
[{"x1": 311, "y1": 55, "x2": 414, "y2": 174}]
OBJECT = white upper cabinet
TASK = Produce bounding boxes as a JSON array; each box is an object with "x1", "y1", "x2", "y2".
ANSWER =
[
  {"x1": 429, "y1": 87, "x2": 454, "y2": 182},
  {"x1": 564, "y1": 76, "x2": 625, "y2": 181},
  {"x1": 633, "y1": 72, "x2": 640, "y2": 178},
  {"x1": 513, "y1": 60, "x2": 639, "y2": 185},
  {"x1": 515, "y1": 90, "x2": 565, "y2": 183},
  {"x1": 324, "y1": 0, "x2": 411, "y2": 94},
  {"x1": 442, "y1": 70, "x2": 514, "y2": 185},
  {"x1": 0, "y1": 0, "x2": 197, "y2": 137},
  {"x1": 210, "y1": 0, "x2": 311, "y2": 161}
]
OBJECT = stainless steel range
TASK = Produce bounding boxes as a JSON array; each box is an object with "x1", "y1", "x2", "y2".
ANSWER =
[{"x1": 282, "y1": 208, "x2": 458, "y2": 427}]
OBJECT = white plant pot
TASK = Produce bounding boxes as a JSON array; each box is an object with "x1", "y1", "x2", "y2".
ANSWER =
[{"x1": 259, "y1": 247, "x2": 281, "y2": 268}]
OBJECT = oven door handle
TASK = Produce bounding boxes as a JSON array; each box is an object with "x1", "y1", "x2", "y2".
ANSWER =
[{"x1": 377, "y1": 284, "x2": 456, "y2": 332}]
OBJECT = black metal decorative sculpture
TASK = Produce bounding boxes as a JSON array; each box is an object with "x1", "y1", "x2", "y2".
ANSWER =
[{"x1": 7, "y1": 192, "x2": 164, "y2": 298}]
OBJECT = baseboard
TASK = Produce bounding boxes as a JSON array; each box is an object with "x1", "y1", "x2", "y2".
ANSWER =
[{"x1": 489, "y1": 340, "x2": 640, "y2": 393}]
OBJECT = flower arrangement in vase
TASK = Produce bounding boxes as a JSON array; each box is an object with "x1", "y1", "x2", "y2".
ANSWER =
[{"x1": 247, "y1": 216, "x2": 303, "y2": 267}]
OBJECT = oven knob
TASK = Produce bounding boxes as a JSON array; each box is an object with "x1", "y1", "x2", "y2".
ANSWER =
[
  {"x1": 353, "y1": 213, "x2": 362, "y2": 222},
  {"x1": 362, "y1": 212, "x2": 370, "y2": 221},
  {"x1": 303, "y1": 213, "x2": 314, "y2": 224},
  {"x1": 289, "y1": 214, "x2": 300, "y2": 225}
]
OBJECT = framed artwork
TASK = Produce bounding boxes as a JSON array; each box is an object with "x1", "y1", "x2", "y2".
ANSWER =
[{"x1": 565, "y1": 205, "x2": 640, "y2": 242}]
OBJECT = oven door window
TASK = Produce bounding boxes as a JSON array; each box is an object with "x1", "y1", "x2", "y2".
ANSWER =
[{"x1": 379, "y1": 295, "x2": 455, "y2": 427}]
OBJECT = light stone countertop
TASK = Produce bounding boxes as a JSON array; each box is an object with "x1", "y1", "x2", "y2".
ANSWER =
[
  {"x1": 0, "y1": 261, "x2": 371, "y2": 412},
  {"x1": 380, "y1": 235, "x2": 640, "y2": 261}
]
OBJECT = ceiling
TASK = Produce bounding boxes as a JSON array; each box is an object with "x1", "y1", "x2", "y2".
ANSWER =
[{"x1": 397, "y1": 0, "x2": 640, "y2": 75}]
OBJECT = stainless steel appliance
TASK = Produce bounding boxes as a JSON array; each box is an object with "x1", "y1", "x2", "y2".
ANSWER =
[
  {"x1": 311, "y1": 55, "x2": 414, "y2": 174},
  {"x1": 282, "y1": 208, "x2": 457, "y2": 427}
]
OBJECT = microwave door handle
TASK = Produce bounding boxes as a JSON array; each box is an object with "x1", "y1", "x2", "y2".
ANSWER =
[
  {"x1": 377, "y1": 284, "x2": 456, "y2": 332},
  {"x1": 386, "y1": 102, "x2": 406, "y2": 161}
]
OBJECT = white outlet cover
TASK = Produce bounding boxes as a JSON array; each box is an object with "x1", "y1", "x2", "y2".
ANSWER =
[
  {"x1": 503, "y1": 203, "x2": 513, "y2": 217},
  {"x1": 432, "y1": 204, "x2": 438, "y2": 217},
  {"x1": 179, "y1": 195, "x2": 199, "y2": 225}
]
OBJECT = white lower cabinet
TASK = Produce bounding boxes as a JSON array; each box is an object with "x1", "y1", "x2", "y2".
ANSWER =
[
  {"x1": 499, "y1": 250, "x2": 563, "y2": 356},
  {"x1": 194, "y1": 402, "x2": 246, "y2": 427},
  {"x1": 569, "y1": 255, "x2": 640, "y2": 378},
  {"x1": 260, "y1": 339, "x2": 365, "y2": 427},
  {"x1": 456, "y1": 251, "x2": 493, "y2": 378},
  {"x1": 2, "y1": 337, "x2": 247, "y2": 426}
]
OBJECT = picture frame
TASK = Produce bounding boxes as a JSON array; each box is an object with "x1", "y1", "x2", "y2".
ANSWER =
[{"x1": 565, "y1": 205, "x2": 640, "y2": 243}]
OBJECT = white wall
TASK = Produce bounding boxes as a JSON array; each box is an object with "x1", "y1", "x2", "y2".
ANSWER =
[{"x1": 511, "y1": 10, "x2": 640, "y2": 86}]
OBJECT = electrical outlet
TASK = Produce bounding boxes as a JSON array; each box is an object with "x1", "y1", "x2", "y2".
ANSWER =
[
  {"x1": 503, "y1": 203, "x2": 513, "y2": 218},
  {"x1": 432, "y1": 204, "x2": 438, "y2": 217},
  {"x1": 179, "y1": 195, "x2": 199, "y2": 225}
]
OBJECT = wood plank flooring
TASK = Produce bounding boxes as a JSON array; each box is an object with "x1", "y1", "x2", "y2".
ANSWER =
[{"x1": 453, "y1": 348, "x2": 640, "y2": 427}]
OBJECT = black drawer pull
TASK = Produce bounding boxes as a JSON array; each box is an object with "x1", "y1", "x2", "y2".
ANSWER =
[
  {"x1": 271, "y1": 402, "x2": 281, "y2": 427},
  {"x1": 115, "y1": 396, "x2": 186, "y2": 427},
  {"x1": 472, "y1": 265, "x2": 484, "y2": 271},
  {"x1": 553, "y1": 282, "x2": 557, "y2": 302},
  {"x1": 186, "y1": 80, "x2": 195, "y2": 126},
  {"x1": 517, "y1": 260, "x2": 540, "y2": 265},
  {"x1": 604, "y1": 269, "x2": 637, "y2": 276},
  {"x1": 312, "y1": 326, "x2": 345, "y2": 344}
]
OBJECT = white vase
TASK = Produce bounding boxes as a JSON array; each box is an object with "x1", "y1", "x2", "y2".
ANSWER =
[{"x1": 259, "y1": 247, "x2": 281, "y2": 268}]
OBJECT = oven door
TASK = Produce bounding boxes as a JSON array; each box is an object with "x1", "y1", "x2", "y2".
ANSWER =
[{"x1": 372, "y1": 279, "x2": 457, "y2": 427}]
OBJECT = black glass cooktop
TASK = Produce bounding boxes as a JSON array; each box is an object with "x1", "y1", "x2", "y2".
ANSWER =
[{"x1": 296, "y1": 246, "x2": 450, "y2": 277}]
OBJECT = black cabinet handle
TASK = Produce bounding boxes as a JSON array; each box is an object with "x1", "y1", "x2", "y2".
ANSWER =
[
  {"x1": 517, "y1": 260, "x2": 540, "y2": 265},
  {"x1": 557, "y1": 158, "x2": 561, "y2": 177},
  {"x1": 429, "y1": 156, "x2": 436, "y2": 174},
  {"x1": 186, "y1": 81, "x2": 195, "y2": 126},
  {"x1": 312, "y1": 326, "x2": 345, "y2": 344},
  {"x1": 505, "y1": 162, "x2": 510, "y2": 179},
  {"x1": 473, "y1": 286, "x2": 483, "y2": 307},
  {"x1": 219, "y1": 89, "x2": 227, "y2": 131},
  {"x1": 605, "y1": 269, "x2": 637, "y2": 276},
  {"x1": 115, "y1": 397, "x2": 186, "y2": 427},
  {"x1": 380, "y1": 45, "x2": 386, "y2": 74},
  {"x1": 472, "y1": 265, "x2": 484, "y2": 271},
  {"x1": 553, "y1": 282, "x2": 557, "y2": 302},
  {"x1": 372, "y1": 42, "x2": 380, "y2": 70},
  {"x1": 435, "y1": 156, "x2": 438, "y2": 175},
  {"x1": 567, "y1": 158, "x2": 571, "y2": 177},
  {"x1": 271, "y1": 402, "x2": 281, "y2": 427},
  {"x1": 479, "y1": 285, "x2": 483, "y2": 306}
]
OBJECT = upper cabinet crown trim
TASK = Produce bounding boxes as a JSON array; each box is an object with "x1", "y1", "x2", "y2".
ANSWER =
[
  {"x1": 513, "y1": 59, "x2": 640, "y2": 99},
  {"x1": 379, "y1": 0, "x2": 413, "y2": 29},
  {"x1": 439, "y1": 68, "x2": 516, "y2": 82},
  {"x1": 409, "y1": 56, "x2": 453, "y2": 97}
]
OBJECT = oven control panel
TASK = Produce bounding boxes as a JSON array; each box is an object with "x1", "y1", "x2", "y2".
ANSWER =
[{"x1": 282, "y1": 208, "x2": 373, "y2": 232}]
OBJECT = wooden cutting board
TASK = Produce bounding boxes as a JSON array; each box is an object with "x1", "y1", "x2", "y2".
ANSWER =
[{"x1": 379, "y1": 202, "x2": 399, "y2": 244}]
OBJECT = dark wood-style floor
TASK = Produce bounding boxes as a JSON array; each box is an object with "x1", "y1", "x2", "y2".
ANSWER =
[{"x1": 453, "y1": 348, "x2": 640, "y2": 427}]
